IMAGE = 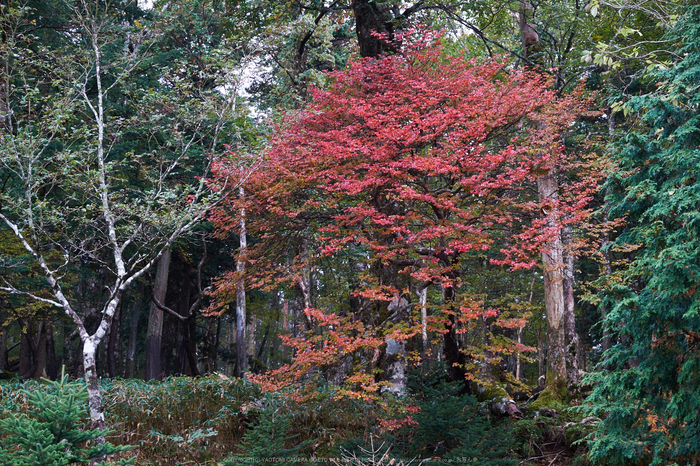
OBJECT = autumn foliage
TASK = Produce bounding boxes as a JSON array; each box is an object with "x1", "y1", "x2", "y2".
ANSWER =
[{"x1": 211, "y1": 32, "x2": 594, "y2": 395}]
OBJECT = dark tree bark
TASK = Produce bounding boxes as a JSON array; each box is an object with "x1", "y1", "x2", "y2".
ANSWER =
[
  {"x1": 45, "y1": 320, "x2": 58, "y2": 380},
  {"x1": 537, "y1": 325, "x2": 545, "y2": 387},
  {"x1": 562, "y1": 225, "x2": 581, "y2": 386},
  {"x1": 0, "y1": 316, "x2": 9, "y2": 371},
  {"x1": 107, "y1": 303, "x2": 121, "y2": 378},
  {"x1": 19, "y1": 318, "x2": 34, "y2": 378},
  {"x1": 32, "y1": 321, "x2": 47, "y2": 379},
  {"x1": 176, "y1": 260, "x2": 195, "y2": 375},
  {"x1": 442, "y1": 284, "x2": 466, "y2": 385},
  {"x1": 182, "y1": 313, "x2": 200, "y2": 377},
  {"x1": 145, "y1": 248, "x2": 171, "y2": 381},
  {"x1": 352, "y1": 0, "x2": 399, "y2": 58},
  {"x1": 202, "y1": 316, "x2": 219, "y2": 374},
  {"x1": 124, "y1": 281, "x2": 145, "y2": 379}
]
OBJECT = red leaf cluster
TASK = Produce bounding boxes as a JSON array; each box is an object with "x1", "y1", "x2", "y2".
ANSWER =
[{"x1": 211, "y1": 36, "x2": 597, "y2": 395}]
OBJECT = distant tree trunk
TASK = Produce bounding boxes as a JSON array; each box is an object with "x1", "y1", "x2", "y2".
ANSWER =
[
  {"x1": 281, "y1": 297, "x2": 291, "y2": 361},
  {"x1": 236, "y1": 186, "x2": 248, "y2": 377},
  {"x1": 515, "y1": 326, "x2": 524, "y2": 381},
  {"x1": 600, "y1": 199, "x2": 614, "y2": 368},
  {"x1": 385, "y1": 295, "x2": 409, "y2": 394},
  {"x1": 124, "y1": 281, "x2": 145, "y2": 378},
  {"x1": 19, "y1": 318, "x2": 34, "y2": 378},
  {"x1": 442, "y1": 283, "x2": 465, "y2": 384},
  {"x1": 517, "y1": 272, "x2": 537, "y2": 381},
  {"x1": 32, "y1": 321, "x2": 47, "y2": 379},
  {"x1": 246, "y1": 317, "x2": 256, "y2": 370},
  {"x1": 63, "y1": 321, "x2": 80, "y2": 378},
  {"x1": 107, "y1": 304, "x2": 121, "y2": 378},
  {"x1": 202, "y1": 316, "x2": 219, "y2": 373},
  {"x1": 175, "y1": 260, "x2": 200, "y2": 376},
  {"x1": 180, "y1": 313, "x2": 200, "y2": 377},
  {"x1": 0, "y1": 317, "x2": 9, "y2": 371},
  {"x1": 419, "y1": 285, "x2": 428, "y2": 360},
  {"x1": 145, "y1": 248, "x2": 171, "y2": 381},
  {"x1": 537, "y1": 325, "x2": 545, "y2": 387},
  {"x1": 297, "y1": 238, "x2": 314, "y2": 330},
  {"x1": 562, "y1": 225, "x2": 581, "y2": 386},
  {"x1": 45, "y1": 320, "x2": 57, "y2": 380},
  {"x1": 227, "y1": 315, "x2": 234, "y2": 376}
]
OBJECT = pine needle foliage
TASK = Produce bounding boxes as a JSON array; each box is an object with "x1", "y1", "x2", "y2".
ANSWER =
[
  {"x1": 585, "y1": 6, "x2": 700, "y2": 465},
  {"x1": 223, "y1": 393, "x2": 313, "y2": 464},
  {"x1": 0, "y1": 371, "x2": 133, "y2": 465},
  {"x1": 393, "y1": 368, "x2": 516, "y2": 465}
]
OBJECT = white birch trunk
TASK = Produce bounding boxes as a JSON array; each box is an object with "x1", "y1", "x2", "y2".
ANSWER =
[
  {"x1": 419, "y1": 285, "x2": 428, "y2": 356},
  {"x1": 236, "y1": 186, "x2": 249, "y2": 376}
]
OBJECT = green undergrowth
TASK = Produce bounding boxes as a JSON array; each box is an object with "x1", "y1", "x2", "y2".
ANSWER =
[
  {"x1": 102, "y1": 375, "x2": 382, "y2": 465},
  {"x1": 1, "y1": 372, "x2": 601, "y2": 465},
  {"x1": 0, "y1": 373, "x2": 133, "y2": 465},
  {"x1": 101, "y1": 375, "x2": 260, "y2": 464},
  {"x1": 513, "y1": 402, "x2": 596, "y2": 466},
  {"x1": 386, "y1": 368, "x2": 517, "y2": 465}
]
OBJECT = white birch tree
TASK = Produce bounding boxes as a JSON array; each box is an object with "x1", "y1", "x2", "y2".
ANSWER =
[{"x1": 0, "y1": 0, "x2": 251, "y2": 432}]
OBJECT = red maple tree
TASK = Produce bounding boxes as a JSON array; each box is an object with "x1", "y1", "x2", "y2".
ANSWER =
[{"x1": 211, "y1": 33, "x2": 595, "y2": 395}]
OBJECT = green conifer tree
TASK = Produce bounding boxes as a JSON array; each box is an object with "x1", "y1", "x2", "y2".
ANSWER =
[
  {"x1": 223, "y1": 394, "x2": 311, "y2": 465},
  {"x1": 0, "y1": 371, "x2": 133, "y2": 465},
  {"x1": 395, "y1": 368, "x2": 515, "y2": 465},
  {"x1": 586, "y1": 6, "x2": 700, "y2": 465}
]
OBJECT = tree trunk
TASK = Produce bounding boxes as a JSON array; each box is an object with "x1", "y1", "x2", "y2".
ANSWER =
[
  {"x1": 175, "y1": 261, "x2": 200, "y2": 376},
  {"x1": 124, "y1": 281, "x2": 145, "y2": 378},
  {"x1": 297, "y1": 238, "x2": 315, "y2": 330},
  {"x1": 352, "y1": 0, "x2": 398, "y2": 58},
  {"x1": 517, "y1": 271, "x2": 537, "y2": 381},
  {"x1": 419, "y1": 285, "x2": 428, "y2": 360},
  {"x1": 518, "y1": 0, "x2": 571, "y2": 399},
  {"x1": 83, "y1": 338, "x2": 106, "y2": 434},
  {"x1": 246, "y1": 317, "x2": 256, "y2": 369},
  {"x1": 538, "y1": 170, "x2": 568, "y2": 398},
  {"x1": 183, "y1": 315, "x2": 201, "y2": 376},
  {"x1": 145, "y1": 248, "x2": 171, "y2": 381},
  {"x1": 442, "y1": 284, "x2": 465, "y2": 384},
  {"x1": 45, "y1": 320, "x2": 57, "y2": 380},
  {"x1": 236, "y1": 186, "x2": 248, "y2": 376},
  {"x1": 516, "y1": 326, "x2": 524, "y2": 381},
  {"x1": 107, "y1": 304, "x2": 121, "y2": 378},
  {"x1": 600, "y1": 208, "x2": 614, "y2": 368},
  {"x1": 600, "y1": 103, "x2": 614, "y2": 365},
  {"x1": 19, "y1": 318, "x2": 34, "y2": 378},
  {"x1": 32, "y1": 321, "x2": 47, "y2": 379},
  {"x1": 562, "y1": 225, "x2": 581, "y2": 386},
  {"x1": 0, "y1": 317, "x2": 9, "y2": 371},
  {"x1": 63, "y1": 321, "x2": 81, "y2": 378},
  {"x1": 202, "y1": 316, "x2": 219, "y2": 374}
]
